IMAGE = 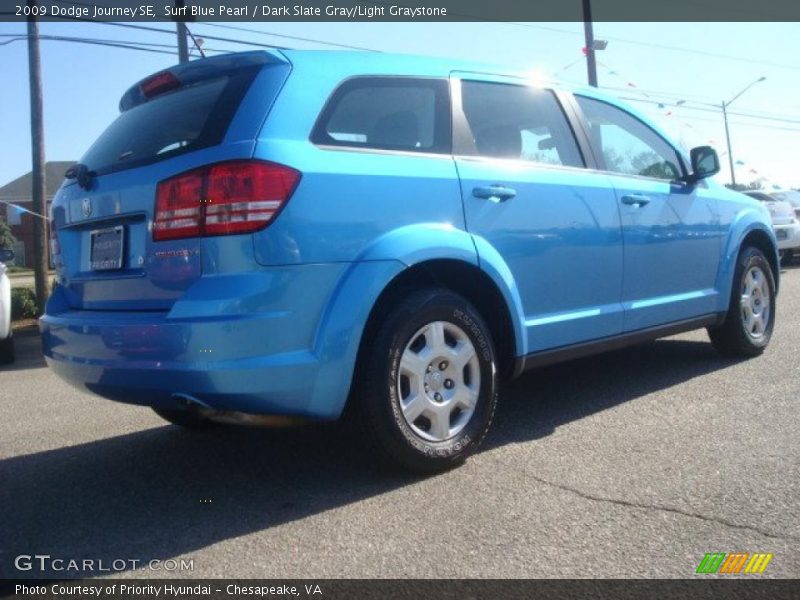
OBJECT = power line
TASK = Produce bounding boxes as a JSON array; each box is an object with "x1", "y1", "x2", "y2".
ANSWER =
[
  {"x1": 622, "y1": 98, "x2": 800, "y2": 133},
  {"x1": 196, "y1": 22, "x2": 380, "y2": 52},
  {"x1": 0, "y1": 32, "x2": 227, "y2": 54},
  {"x1": 618, "y1": 95, "x2": 800, "y2": 125},
  {"x1": 504, "y1": 22, "x2": 800, "y2": 72},
  {"x1": 41, "y1": 16, "x2": 292, "y2": 50},
  {"x1": 12, "y1": 11, "x2": 800, "y2": 127},
  {"x1": 0, "y1": 34, "x2": 179, "y2": 55}
]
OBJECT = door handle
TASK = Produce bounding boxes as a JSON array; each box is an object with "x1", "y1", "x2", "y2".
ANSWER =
[
  {"x1": 473, "y1": 185, "x2": 517, "y2": 203},
  {"x1": 621, "y1": 194, "x2": 651, "y2": 207}
]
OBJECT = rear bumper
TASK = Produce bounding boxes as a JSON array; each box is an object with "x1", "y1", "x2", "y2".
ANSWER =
[
  {"x1": 40, "y1": 264, "x2": 350, "y2": 419},
  {"x1": 41, "y1": 315, "x2": 319, "y2": 417}
]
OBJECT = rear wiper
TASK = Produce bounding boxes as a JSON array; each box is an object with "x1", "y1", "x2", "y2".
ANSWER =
[{"x1": 65, "y1": 163, "x2": 96, "y2": 190}]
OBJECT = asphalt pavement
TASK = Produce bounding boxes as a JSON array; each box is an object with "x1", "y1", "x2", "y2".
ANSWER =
[{"x1": 1, "y1": 267, "x2": 798, "y2": 579}]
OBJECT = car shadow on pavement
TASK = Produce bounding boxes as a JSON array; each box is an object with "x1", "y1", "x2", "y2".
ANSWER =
[
  {"x1": 0, "y1": 327, "x2": 46, "y2": 372},
  {"x1": 0, "y1": 337, "x2": 737, "y2": 579},
  {"x1": 484, "y1": 338, "x2": 735, "y2": 449}
]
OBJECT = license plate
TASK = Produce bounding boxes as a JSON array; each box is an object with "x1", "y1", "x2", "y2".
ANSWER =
[
  {"x1": 90, "y1": 226, "x2": 125, "y2": 271},
  {"x1": 776, "y1": 229, "x2": 788, "y2": 240}
]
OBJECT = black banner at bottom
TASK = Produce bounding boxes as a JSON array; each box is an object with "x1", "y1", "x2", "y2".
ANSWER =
[{"x1": 2, "y1": 580, "x2": 800, "y2": 600}]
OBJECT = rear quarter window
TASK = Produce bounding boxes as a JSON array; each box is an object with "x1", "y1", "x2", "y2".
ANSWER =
[{"x1": 311, "y1": 77, "x2": 451, "y2": 154}]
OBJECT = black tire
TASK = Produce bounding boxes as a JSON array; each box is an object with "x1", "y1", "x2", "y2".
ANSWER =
[
  {"x1": 0, "y1": 333, "x2": 14, "y2": 365},
  {"x1": 708, "y1": 246, "x2": 776, "y2": 357},
  {"x1": 152, "y1": 407, "x2": 214, "y2": 429},
  {"x1": 780, "y1": 249, "x2": 794, "y2": 266},
  {"x1": 354, "y1": 288, "x2": 498, "y2": 474}
]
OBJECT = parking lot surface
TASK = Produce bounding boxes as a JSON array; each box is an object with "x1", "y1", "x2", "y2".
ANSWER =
[{"x1": 2, "y1": 267, "x2": 799, "y2": 579}]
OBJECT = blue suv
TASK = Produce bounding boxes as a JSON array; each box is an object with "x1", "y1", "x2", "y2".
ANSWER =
[{"x1": 42, "y1": 50, "x2": 778, "y2": 472}]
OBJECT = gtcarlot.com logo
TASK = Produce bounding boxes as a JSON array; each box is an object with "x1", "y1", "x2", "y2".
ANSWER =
[{"x1": 14, "y1": 554, "x2": 194, "y2": 573}]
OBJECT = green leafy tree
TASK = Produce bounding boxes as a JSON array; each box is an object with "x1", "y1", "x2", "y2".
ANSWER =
[{"x1": 0, "y1": 218, "x2": 16, "y2": 250}]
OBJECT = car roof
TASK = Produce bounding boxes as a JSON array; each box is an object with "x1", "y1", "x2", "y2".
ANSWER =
[
  {"x1": 276, "y1": 50, "x2": 682, "y2": 149},
  {"x1": 155, "y1": 49, "x2": 684, "y2": 156}
]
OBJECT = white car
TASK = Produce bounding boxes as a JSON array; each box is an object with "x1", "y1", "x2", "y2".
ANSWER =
[
  {"x1": 771, "y1": 190, "x2": 800, "y2": 220},
  {"x1": 0, "y1": 248, "x2": 14, "y2": 364},
  {"x1": 744, "y1": 191, "x2": 800, "y2": 263}
]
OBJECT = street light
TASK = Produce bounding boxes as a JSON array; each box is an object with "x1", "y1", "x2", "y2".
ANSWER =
[{"x1": 722, "y1": 76, "x2": 766, "y2": 186}]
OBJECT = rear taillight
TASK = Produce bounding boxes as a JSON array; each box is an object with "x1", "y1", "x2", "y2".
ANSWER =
[{"x1": 154, "y1": 161, "x2": 300, "y2": 242}]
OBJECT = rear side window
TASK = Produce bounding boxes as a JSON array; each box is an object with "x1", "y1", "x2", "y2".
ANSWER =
[
  {"x1": 312, "y1": 77, "x2": 451, "y2": 154},
  {"x1": 80, "y1": 67, "x2": 259, "y2": 175},
  {"x1": 575, "y1": 95, "x2": 683, "y2": 181},
  {"x1": 459, "y1": 80, "x2": 584, "y2": 168}
]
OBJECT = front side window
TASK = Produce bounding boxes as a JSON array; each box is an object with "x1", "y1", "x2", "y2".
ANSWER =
[
  {"x1": 459, "y1": 80, "x2": 584, "y2": 168},
  {"x1": 575, "y1": 95, "x2": 683, "y2": 181},
  {"x1": 312, "y1": 77, "x2": 451, "y2": 154}
]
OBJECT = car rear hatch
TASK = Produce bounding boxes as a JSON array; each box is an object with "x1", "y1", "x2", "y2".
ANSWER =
[{"x1": 51, "y1": 51, "x2": 291, "y2": 311}]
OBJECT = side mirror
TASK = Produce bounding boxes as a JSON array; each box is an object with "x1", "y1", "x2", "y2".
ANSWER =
[
  {"x1": 688, "y1": 146, "x2": 720, "y2": 183},
  {"x1": 0, "y1": 248, "x2": 14, "y2": 263}
]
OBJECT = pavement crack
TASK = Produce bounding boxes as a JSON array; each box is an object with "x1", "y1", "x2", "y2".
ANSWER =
[{"x1": 525, "y1": 471, "x2": 797, "y2": 542}]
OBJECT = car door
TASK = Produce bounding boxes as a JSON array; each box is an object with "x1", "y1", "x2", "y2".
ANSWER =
[
  {"x1": 572, "y1": 95, "x2": 722, "y2": 331},
  {"x1": 452, "y1": 74, "x2": 624, "y2": 354}
]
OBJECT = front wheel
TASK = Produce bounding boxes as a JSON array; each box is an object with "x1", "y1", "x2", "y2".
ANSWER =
[
  {"x1": 354, "y1": 288, "x2": 498, "y2": 474},
  {"x1": 708, "y1": 246, "x2": 776, "y2": 357}
]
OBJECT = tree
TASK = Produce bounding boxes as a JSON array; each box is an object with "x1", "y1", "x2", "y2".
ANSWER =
[{"x1": 0, "y1": 219, "x2": 16, "y2": 251}]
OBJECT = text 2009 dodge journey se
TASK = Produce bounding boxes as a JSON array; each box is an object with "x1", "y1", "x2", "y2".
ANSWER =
[{"x1": 42, "y1": 50, "x2": 778, "y2": 472}]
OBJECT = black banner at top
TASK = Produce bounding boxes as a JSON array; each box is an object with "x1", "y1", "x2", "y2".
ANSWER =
[{"x1": 4, "y1": 0, "x2": 800, "y2": 22}]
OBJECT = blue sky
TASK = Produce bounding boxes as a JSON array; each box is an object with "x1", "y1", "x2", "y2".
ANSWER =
[{"x1": 1, "y1": 21, "x2": 798, "y2": 188}]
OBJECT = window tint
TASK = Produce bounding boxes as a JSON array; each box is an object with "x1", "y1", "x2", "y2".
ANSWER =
[
  {"x1": 81, "y1": 68, "x2": 259, "y2": 175},
  {"x1": 460, "y1": 81, "x2": 584, "y2": 168},
  {"x1": 575, "y1": 96, "x2": 682, "y2": 180},
  {"x1": 312, "y1": 77, "x2": 450, "y2": 153}
]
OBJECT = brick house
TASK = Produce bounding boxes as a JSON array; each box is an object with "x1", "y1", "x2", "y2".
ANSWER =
[{"x1": 0, "y1": 161, "x2": 75, "y2": 267}]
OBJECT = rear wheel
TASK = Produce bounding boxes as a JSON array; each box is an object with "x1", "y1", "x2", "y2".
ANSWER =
[
  {"x1": 708, "y1": 246, "x2": 775, "y2": 357},
  {"x1": 354, "y1": 288, "x2": 498, "y2": 473},
  {"x1": 0, "y1": 333, "x2": 14, "y2": 365},
  {"x1": 152, "y1": 407, "x2": 214, "y2": 429}
]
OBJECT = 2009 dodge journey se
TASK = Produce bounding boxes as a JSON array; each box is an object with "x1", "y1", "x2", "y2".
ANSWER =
[{"x1": 42, "y1": 50, "x2": 779, "y2": 472}]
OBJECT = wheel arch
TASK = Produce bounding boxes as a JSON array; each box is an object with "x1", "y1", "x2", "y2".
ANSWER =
[
  {"x1": 719, "y1": 219, "x2": 780, "y2": 305},
  {"x1": 741, "y1": 228, "x2": 780, "y2": 292},
  {"x1": 355, "y1": 259, "x2": 522, "y2": 383},
  {"x1": 308, "y1": 224, "x2": 526, "y2": 419}
]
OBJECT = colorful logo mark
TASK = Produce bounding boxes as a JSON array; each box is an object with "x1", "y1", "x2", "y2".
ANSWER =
[{"x1": 696, "y1": 552, "x2": 773, "y2": 574}]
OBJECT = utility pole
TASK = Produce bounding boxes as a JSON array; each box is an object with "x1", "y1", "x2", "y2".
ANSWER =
[
  {"x1": 582, "y1": 0, "x2": 598, "y2": 87},
  {"x1": 175, "y1": 0, "x2": 189, "y2": 63},
  {"x1": 26, "y1": 1, "x2": 50, "y2": 312},
  {"x1": 722, "y1": 102, "x2": 736, "y2": 187},
  {"x1": 720, "y1": 76, "x2": 765, "y2": 187}
]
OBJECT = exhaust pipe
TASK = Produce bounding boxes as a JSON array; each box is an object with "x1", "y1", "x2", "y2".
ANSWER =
[{"x1": 171, "y1": 393, "x2": 308, "y2": 428}]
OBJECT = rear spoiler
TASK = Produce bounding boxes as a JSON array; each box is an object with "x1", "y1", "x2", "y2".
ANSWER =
[{"x1": 118, "y1": 50, "x2": 288, "y2": 112}]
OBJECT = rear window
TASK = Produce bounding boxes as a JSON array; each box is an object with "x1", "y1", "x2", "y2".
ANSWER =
[
  {"x1": 311, "y1": 77, "x2": 451, "y2": 154},
  {"x1": 80, "y1": 68, "x2": 259, "y2": 175}
]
